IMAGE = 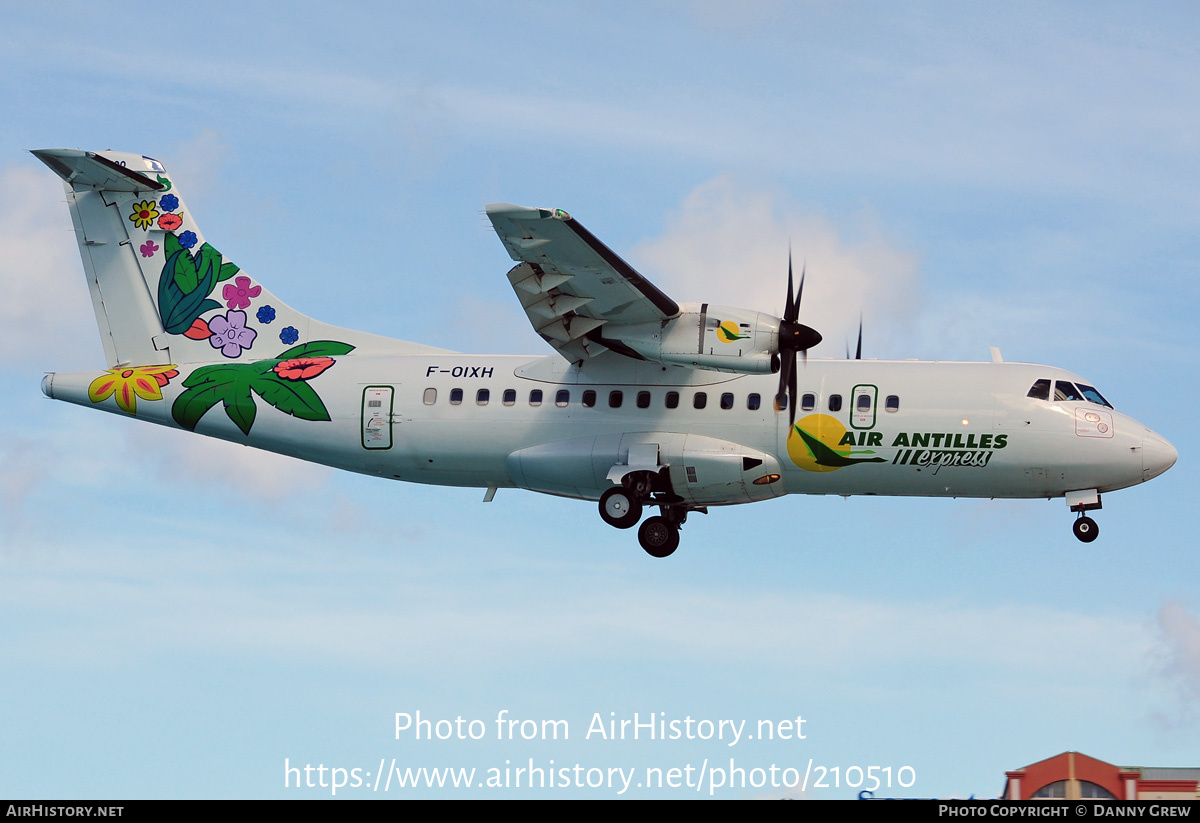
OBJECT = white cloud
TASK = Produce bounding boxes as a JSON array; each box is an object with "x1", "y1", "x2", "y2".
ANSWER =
[
  {"x1": 1154, "y1": 601, "x2": 1200, "y2": 725},
  {"x1": 131, "y1": 423, "x2": 329, "y2": 503},
  {"x1": 0, "y1": 164, "x2": 99, "y2": 368},
  {"x1": 632, "y1": 176, "x2": 922, "y2": 357}
]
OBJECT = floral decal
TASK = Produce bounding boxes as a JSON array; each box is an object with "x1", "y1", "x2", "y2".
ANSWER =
[
  {"x1": 172, "y1": 341, "x2": 355, "y2": 435},
  {"x1": 209, "y1": 310, "x2": 257, "y2": 358},
  {"x1": 222, "y1": 275, "x2": 262, "y2": 310},
  {"x1": 156, "y1": 232, "x2": 240, "y2": 337},
  {"x1": 129, "y1": 200, "x2": 159, "y2": 230},
  {"x1": 179, "y1": 230, "x2": 198, "y2": 249},
  {"x1": 158, "y1": 213, "x2": 183, "y2": 231},
  {"x1": 256, "y1": 305, "x2": 276, "y2": 324},
  {"x1": 155, "y1": 175, "x2": 172, "y2": 191},
  {"x1": 160, "y1": 193, "x2": 180, "y2": 212},
  {"x1": 139, "y1": 240, "x2": 159, "y2": 258},
  {"x1": 279, "y1": 326, "x2": 299, "y2": 345},
  {"x1": 88, "y1": 364, "x2": 179, "y2": 415},
  {"x1": 274, "y1": 357, "x2": 334, "y2": 381}
]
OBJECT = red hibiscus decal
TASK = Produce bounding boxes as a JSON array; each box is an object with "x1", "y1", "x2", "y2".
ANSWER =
[
  {"x1": 273, "y1": 357, "x2": 335, "y2": 381},
  {"x1": 158, "y1": 213, "x2": 184, "y2": 231}
]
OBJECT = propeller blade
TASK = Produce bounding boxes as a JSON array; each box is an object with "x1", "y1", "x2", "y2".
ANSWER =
[
  {"x1": 775, "y1": 351, "x2": 793, "y2": 413},
  {"x1": 784, "y1": 251, "x2": 796, "y2": 323},
  {"x1": 855, "y1": 315, "x2": 863, "y2": 360},
  {"x1": 788, "y1": 353, "x2": 798, "y2": 427}
]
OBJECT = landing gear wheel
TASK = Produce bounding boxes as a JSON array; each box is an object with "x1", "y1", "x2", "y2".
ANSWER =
[
  {"x1": 638, "y1": 516, "x2": 679, "y2": 558},
  {"x1": 599, "y1": 487, "x2": 642, "y2": 529},
  {"x1": 1073, "y1": 515, "x2": 1099, "y2": 543}
]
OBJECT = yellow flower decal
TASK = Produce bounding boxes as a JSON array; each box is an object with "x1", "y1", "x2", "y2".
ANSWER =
[
  {"x1": 129, "y1": 200, "x2": 160, "y2": 230},
  {"x1": 88, "y1": 365, "x2": 179, "y2": 415}
]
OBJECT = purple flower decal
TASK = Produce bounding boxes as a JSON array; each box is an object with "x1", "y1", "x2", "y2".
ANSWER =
[
  {"x1": 208, "y1": 310, "x2": 257, "y2": 358},
  {"x1": 139, "y1": 240, "x2": 159, "y2": 258},
  {"x1": 160, "y1": 193, "x2": 180, "y2": 212},
  {"x1": 179, "y1": 230, "x2": 198, "y2": 249},
  {"x1": 256, "y1": 305, "x2": 276, "y2": 324},
  {"x1": 222, "y1": 275, "x2": 262, "y2": 310},
  {"x1": 279, "y1": 326, "x2": 299, "y2": 345}
]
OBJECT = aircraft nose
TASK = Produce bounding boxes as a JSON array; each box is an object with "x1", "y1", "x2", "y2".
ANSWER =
[{"x1": 1142, "y1": 429, "x2": 1178, "y2": 481}]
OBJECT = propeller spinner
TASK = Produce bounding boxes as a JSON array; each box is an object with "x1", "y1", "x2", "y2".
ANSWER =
[{"x1": 774, "y1": 254, "x2": 822, "y2": 426}]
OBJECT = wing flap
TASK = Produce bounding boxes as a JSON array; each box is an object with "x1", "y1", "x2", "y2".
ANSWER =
[{"x1": 488, "y1": 204, "x2": 680, "y2": 363}]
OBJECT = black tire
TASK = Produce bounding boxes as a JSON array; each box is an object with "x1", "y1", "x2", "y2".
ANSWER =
[
  {"x1": 599, "y1": 487, "x2": 642, "y2": 529},
  {"x1": 638, "y1": 516, "x2": 679, "y2": 558},
  {"x1": 1073, "y1": 516, "x2": 1099, "y2": 543}
]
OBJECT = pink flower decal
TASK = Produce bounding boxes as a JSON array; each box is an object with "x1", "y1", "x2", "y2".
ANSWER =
[
  {"x1": 222, "y1": 275, "x2": 262, "y2": 310},
  {"x1": 273, "y1": 357, "x2": 335, "y2": 381},
  {"x1": 139, "y1": 240, "x2": 159, "y2": 257},
  {"x1": 158, "y1": 213, "x2": 183, "y2": 231},
  {"x1": 208, "y1": 310, "x2": 257, "y2": 358}
]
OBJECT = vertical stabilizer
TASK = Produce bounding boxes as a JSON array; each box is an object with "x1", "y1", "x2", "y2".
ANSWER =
[{"x1": 32, "y1": 149, "x2": 450, "y2": 369}]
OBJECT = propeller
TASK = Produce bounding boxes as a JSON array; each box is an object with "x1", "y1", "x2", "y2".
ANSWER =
[
  {"x1": 774, "y1": 252, "x2": 822, "y2": 426},
  {"x1": 846, "y1": 314, "x2": 863, "y2": 360}
]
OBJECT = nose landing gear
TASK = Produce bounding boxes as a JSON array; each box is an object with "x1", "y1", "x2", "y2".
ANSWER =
[
  {"x1": 1072, "y1": 515, "x2": 1099, "y2": 543},
  {"x1": 1066, "y1": 489, "x2": 1102, "y2": 543}
]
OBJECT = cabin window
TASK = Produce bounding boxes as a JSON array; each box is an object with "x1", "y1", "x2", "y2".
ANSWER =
[
  {"x1": 694, "y1": 392, "x2": 707, "y2": 410},
  {"x1": 747, "y1": 393, "x2": 761, "y2": 411},
  {"x1": 423, "y1": 388, "x2": 436, "y2": 405},
  {"x1": 1054, "y1": 381, "x2": 1083, "y2": 402},
  {"x1": 885, "y1": 395, "x2": 900, "y2": 412},
  {"x1": 609, "y1": 390, "x2": 623, "y2": 408},
  {"x1": 582, "y1": 390, "x2": 597, "y2": 408},
  {"x1": 637, "y1": 391, "x2": 651, "y2": 409},
  {"x1": 828, "y1": 394, "x2": 843, "y2": 412},
  {"x1": 801, "y1": 393, "x2": 815, "y2": 411},
  {"x1": 556, "y1": 389, "x2": 570, "y2": 407},
  {"x1": 529, "y1": 389, "x2": 543, "y2": 406},
  {"x1": 720, "y1": 392, "x2": 734, "y2": 410},
  {"x1": 1027, "y1": 379, "x2": 1050, "y2": 400},
  {"x1": 665, "y1": 391, "x2": 679, "y2": 409},
  {"x1": 856, "y1": 393, "x2": 872, "y2": 412},
  {"x1": 449, "y1": 388, "x2": 463, "y2": 405},
  {"x1": 503, "y1": 389, "x2": 516, "y2": 406},
  {"x1": 476, "y1": 389, "x2": 489, "y2": 406}
]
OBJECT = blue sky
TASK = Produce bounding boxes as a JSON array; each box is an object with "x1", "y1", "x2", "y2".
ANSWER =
[{"x1": 1, "y1": 1, "x2": 1197, "y2": 798}]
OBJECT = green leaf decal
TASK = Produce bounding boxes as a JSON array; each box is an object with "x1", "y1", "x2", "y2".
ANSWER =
[
  {"x1": 172, "y1": 243, "x2": 200, "y2": 294},
  {"x1": 218, "y1": 261, "x2": 240, "y2": 282},
  {"x1": 223, "y1": 391, "x2": 258, "y2": 436},
  {"x1": 160, "y1": 250, "x2": 220, "y2": 334},
  {"x1": 172, "y1": 363, "x2": 258, "y2": 434},
  {"x1": 251, "y1": 373, "x2": 331, "y2": 422},
  {"x1": 276, "y1": 341, "x2": 357, "y2": 359},
  {"x1": 156, "y1": 175, "x2": 172, "y2": 192}
]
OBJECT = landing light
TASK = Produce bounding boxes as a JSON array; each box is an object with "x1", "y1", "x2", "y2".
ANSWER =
[{"x1": 753, "y1": 474, "x2": 781, "y2": 485}]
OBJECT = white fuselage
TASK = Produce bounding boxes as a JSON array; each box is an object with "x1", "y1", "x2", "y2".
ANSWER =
[{"x1": 43, "y1": 353, "x2": 1175, "y2": 507}]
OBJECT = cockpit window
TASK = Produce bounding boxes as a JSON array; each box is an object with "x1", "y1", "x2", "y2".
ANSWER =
[
  {"x1": 1076, "y1": 383, "x2": 1113, "y2": 409},
  {"x1": 1027, "y1": 379, "x2": 1050, "y2": 400},
  {"x1": 1054, "y1": 381, "x2": 1084, "y2": 402}
]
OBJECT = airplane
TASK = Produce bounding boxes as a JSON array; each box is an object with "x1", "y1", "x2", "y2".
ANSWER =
[{"x1": 31, "y1": 148, "x2": 1178, "y2": 557}]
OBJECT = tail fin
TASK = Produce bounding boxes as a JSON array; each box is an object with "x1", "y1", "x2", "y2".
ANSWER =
[{"x1": 33, "y1": 148, "x2": 448, "y2": 368}]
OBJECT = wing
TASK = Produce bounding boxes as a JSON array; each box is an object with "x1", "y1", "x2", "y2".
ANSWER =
[{"x1": 486, "y1": 204, "x2": 680, "y2": 363}]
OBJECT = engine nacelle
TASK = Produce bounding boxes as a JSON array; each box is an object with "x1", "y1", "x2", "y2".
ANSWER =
[{"x1": 608, "y1": 303, "x2": 781, "y2": 374}]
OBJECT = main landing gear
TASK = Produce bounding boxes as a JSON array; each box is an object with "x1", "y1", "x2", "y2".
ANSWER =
[{"x1": 598, "y1": 471, "x2": 697, "y2": 558}]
